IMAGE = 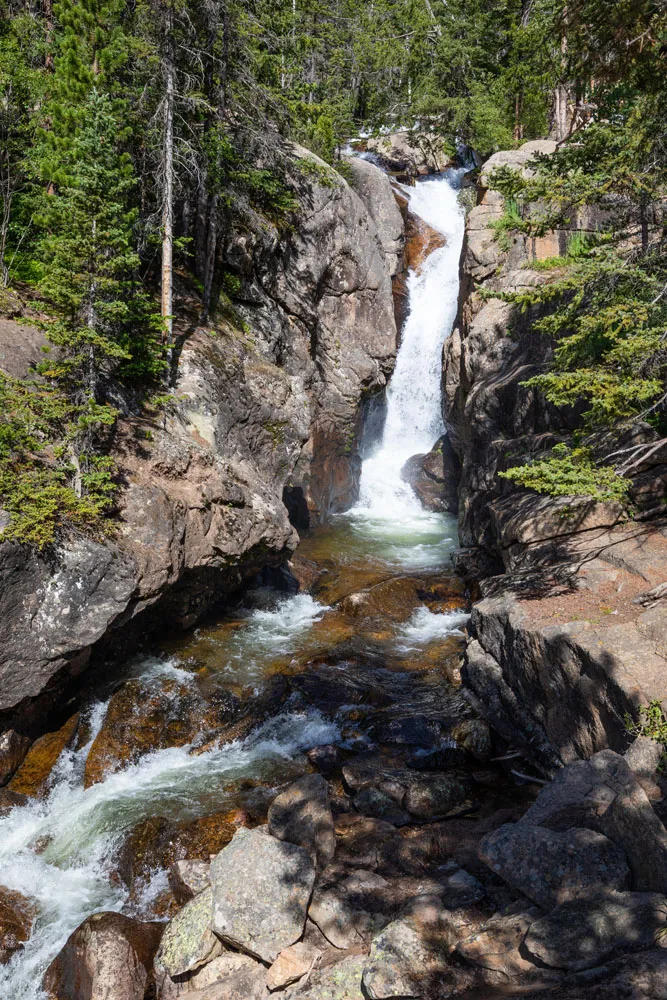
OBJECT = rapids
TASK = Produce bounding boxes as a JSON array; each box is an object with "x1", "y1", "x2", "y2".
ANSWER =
[{"x1": 0, "y1": 167, "x2": 467, "y2": 998}]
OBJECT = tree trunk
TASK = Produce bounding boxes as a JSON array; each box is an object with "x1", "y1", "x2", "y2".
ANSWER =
[
  {"x1": 202, "y1": 194, "x2": 218, "y2": 320},
  {"x1": 44, "y1": 0, "x2": 54, "y2": 70},
  {"x1": 161, "y1": 5, "x2": 175, "y2": 353}
]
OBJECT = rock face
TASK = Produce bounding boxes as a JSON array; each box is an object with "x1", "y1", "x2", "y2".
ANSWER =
[
  {"x1": 42, "y1": 912, "x2": 162, "y2": 1000},
  {"x1": 444, "y1": 139, "x2": 667, "y2": 764},
  {"x1": 0, "y1": 145, "x2": 399, "y2": 734},
  {"x1": 209, "y1": 827, "x2": 316, "y2": 963},
  {"x1": 401, "y1": 436, "x2": 460, "y2": 514}
]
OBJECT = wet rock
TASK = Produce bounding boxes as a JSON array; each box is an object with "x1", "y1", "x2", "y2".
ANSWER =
[
  {"x1": 361, "y1": 898, "x2": 454, "y2": 1000},
  {"x1": 210, "y1": 826, "x2": 316, "y2": 963},
  {"x1": 353, "y1": 788, "x2": 412, "y2": 827},
  {"x1": 480, "y1": 824, "x2": 631, "y2": 910},
  {"x1": 401, "y1": 437, "x2": 460, "y2": 515},
  {"x1": 339, "y1": 578, "x2": 423, "y2": 624},
  {"x1": 0, "y1": 886, "x2": 36, "y2": 965},
  {"x1": 266, "y1": 941, "x2": 321, "y2": 991},
  {"x1": 43, "y1": 912, "x2": 163, "y2": 1000},
  {"x1": 84, "y1": 681, "x2": 224, "y2": 787},
  {"x1": 157, "y1": 952, "x2": 266, "y2": 1000},
  {"x1": 0, "y1": 729, "x2": 32, "y2": 786},
  {"x1": 268, "y1": 774, "x2": 336, "y2": 868},
  {"x1": 154, "y1": 888, "x2": 221, "y2": 978},
  {"x1": 8, "y1": 714, "x2": 79, "y2": 797},
  {"x1": 520, "y1": 750, "x2": 667, "y2": 893},
  {"x1": 451, "y1": 718, "x2": 492, "y2": 763},
  {"x1": 455, "y1": 906, "x2": 543, "y2": 977},
  {"x1": 403, "y1": 773, "x2": 471, "y2": 819},
  {"x1": 168, "y1": 861, "x2": 211, "y2": 905},
  {"x1": 524, "y1": 890, "x2": 667, "y2": 971},
  {"x1": 283, "y1": 954, "x2": 366, "y2": 1000}
]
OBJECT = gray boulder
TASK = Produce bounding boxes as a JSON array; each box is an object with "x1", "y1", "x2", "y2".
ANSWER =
[
  {"x1": 524, "y1": 890, "x2": 667, "y2": 971},
  {"x1": 283, "y1": 954, "x2": 366, "y2": 1000},
  {"x1": 480, "y1": 823, "x2": 630, "y2": 910},
  {"x1": 157, "y1": 952, "x2": 266, "y2": 1000},
  {"x1": 210, "y1": 827, "x2": 316, "y2": 963},
  {"x1": 455, "y1": 906, "x2": 544, "y2": 978},
  {"x1": 168, "y1": 860, "x2": 211, "y2": 905},
  {"x1": 268, "y1": 774, "x2": 336, "y2": 868},
  {"x1": 520, "y1": 750, "x2": 667, "y2": 893},
  {"x1": 154, "y1": 888, "x2": 221, "y2": 979}
]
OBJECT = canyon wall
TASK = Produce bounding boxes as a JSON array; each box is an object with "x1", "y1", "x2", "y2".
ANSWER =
[
  {"x1": 443, "y1": 141, "x2": 667, "y2": 772},
  {"x1": 0, "y1": 149, "x2": 400, "y2": 741}
]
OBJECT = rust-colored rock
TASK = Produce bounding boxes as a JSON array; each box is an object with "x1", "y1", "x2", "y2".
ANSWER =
[
  {"x1": 42, "y1": 911, "x2": 163, "y2": 1000},
  {"x1": 404, "y1": 212, "x2": 446, "y2": 273},
  {"x1": 0, "y1": 886, "x2": 36, "y2": 965},
  {"x1": 0, "y1": 729, "x2": 32, "y2": 786},
  {"x1": 8, "y1": 715, "x2": 79, "y2": 797}
]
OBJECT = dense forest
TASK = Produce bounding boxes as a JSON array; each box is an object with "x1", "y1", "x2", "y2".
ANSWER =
[{"x1": 0, "y1": 0, "x2": 666, "y2": 544}]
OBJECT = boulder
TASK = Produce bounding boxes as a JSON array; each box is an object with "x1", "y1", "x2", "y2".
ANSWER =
[
  {"x1": 268, "y1": 774, "x2": 336, "y2": 868},
  {"x1": 0, "y1": 886, "x2": 36, "y2": 965},
  {"x1": 524, "y1": 890, "x2": 667, "y2": 971},
  {"x1": 352, "y1": 787, "x2": 412, "y2": 827},
  {"x1": 520, "y1": 750, "x2": 667, "y2": 893},
  {"x1": 308, "y1": 886, "x2": 372, "y2": 949},
  {"x1": 400, "y1": 436, "x2": 460, "y2": 514},
  {"x1": 43, "y1": 912, "x2": 163, "y2": 1000},
  {"x1": 403, "y1": 773, "x2": 471, "y2": 820},
  {"x1": 455, "y1": 906, "x2": 543, "y2": 977},
  {"x1": 157, "y1": 952, "x2": 266, "y2": 1000},
  {"x1": 361, "y1": 898, "x2": 456, "y2": 1000},
  {"x1": 283, "y1": 954, "x2": 366, "y2": 1000},
  {"x1": 168, "y1": 861, "x2": 210, "y2": 905},
  {"x1": 479, "y1": 823, "x2": 630, "y2": 910},
  {"x1": 154, "y1": 888, "x2": 221, "y2": 979},
  {"x1": 266, "y1": 941, "x2": 321, "y2": 991},
  {"x1": 210, "y1": 827, "x2": 316, "y2": 963}
]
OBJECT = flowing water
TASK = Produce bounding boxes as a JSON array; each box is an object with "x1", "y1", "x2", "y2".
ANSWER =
[{"x1": 0, "y1": 168, "x2": 467, "y2": 998}]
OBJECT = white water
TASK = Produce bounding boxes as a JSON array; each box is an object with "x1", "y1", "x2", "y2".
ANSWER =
[{"x1": 346, "y1": 169, "x2": 467, "y2": 567}]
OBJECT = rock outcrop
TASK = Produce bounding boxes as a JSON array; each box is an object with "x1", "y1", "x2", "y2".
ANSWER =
[
  {"x1": 0, "y1": 147, "x2": 400, "y2": 737},
  {"x1": 443, "y1": 139, "x2": 667, "y2": 766}
]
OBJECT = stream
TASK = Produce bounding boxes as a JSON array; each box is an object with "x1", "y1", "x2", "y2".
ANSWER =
[{"x1": 0, "y1": 167, "x2": 472, "y2": 999}]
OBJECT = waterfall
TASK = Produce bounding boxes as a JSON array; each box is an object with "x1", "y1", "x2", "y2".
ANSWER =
[{"x1": 347, "y1": 167, "x2": 467, "y2": 564}]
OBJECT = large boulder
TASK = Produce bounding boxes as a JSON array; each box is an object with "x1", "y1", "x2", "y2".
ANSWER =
[
  {"x1": 519, "y1": 750, "x2": 667, "y2": 894},
  {"x1": 42, "y1": 912, "x2": 163, "y2": 1000},
  {"x1": 268, "y1": 774, "x2": 336, "y2": 868},
  {"x1": 524, "y1": 891, "x2": 667, "y2": 972},
  {"x1": 210, "y1": 827, "x2": 316, "y2": 963},
  {"x1": 400, "y1": 436, "x2": 460, "y2": 514},
  {"x1": 345, "y1": 157, "x2": 405, "y2": 277},
  {"x1": 479, "y1": 823, "x2": 630, "y2": 910}
]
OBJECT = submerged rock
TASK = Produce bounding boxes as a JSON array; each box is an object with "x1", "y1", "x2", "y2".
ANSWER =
[
  {"x1": 43, "y1": 912, "x2": 162, "y2": 1000},
  {"x1": 210, "y1": 827, "x2": 316, "y2": 963},
  {"x1": 268, "y1": 774, "x2": 336, "y2": 868}
]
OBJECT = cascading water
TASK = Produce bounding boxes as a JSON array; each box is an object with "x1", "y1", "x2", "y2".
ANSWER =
[
  {"x1": 0, "y1": 166, "x2": 469, "y2": 999},
  {"x1": 347, "y1": 167, "x2": 467, "y2": 566}
]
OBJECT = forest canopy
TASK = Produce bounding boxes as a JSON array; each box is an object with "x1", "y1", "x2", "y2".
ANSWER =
[{"x1": 0, "y1": 0, "x2": 666, "y2": 538}]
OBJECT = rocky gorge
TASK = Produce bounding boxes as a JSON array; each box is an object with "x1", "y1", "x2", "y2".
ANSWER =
[{"x1": 1, "y1": 138, "x2": 667, "y2": 1000}]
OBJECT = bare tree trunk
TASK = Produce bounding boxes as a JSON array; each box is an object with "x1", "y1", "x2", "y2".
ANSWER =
[
  {"x1": 161, "y1": 3, "x2": 174, "y2": 353},
  {"x1": 44, "y1": 0, "x2": 54, "y2": 70}
]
